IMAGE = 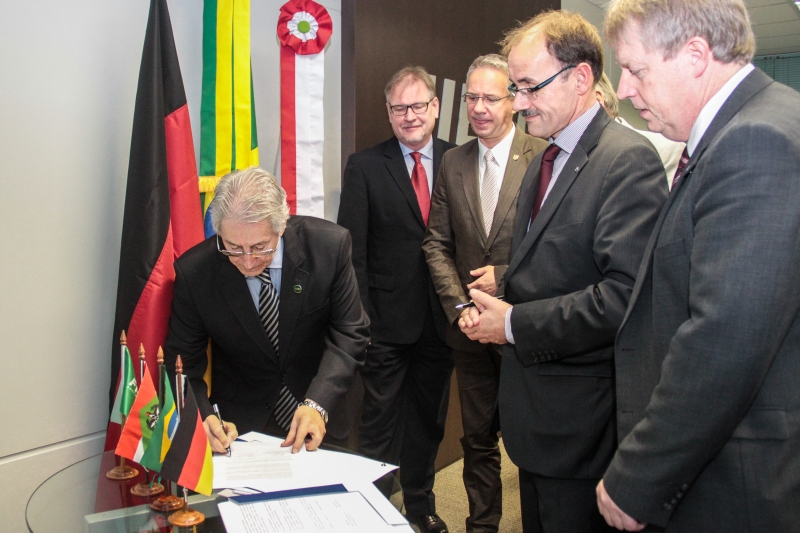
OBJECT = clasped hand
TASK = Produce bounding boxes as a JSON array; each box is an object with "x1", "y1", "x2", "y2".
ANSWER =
[{"x1": 458, "y1": 288, "x2": 511, "y2": 345}]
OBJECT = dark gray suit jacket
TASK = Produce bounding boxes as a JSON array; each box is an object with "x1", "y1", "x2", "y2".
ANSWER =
[
  {"x1": 423, "y1": 126, "x2": 547, "y2": 352},
  {"x1": 164, "y1": 216, "x2": 369, "y2": 439},
  {"x1": 499, "y1": 108, "x2": 667, "y2": 478},
  {"x1": 605, "y1": 69, "x2": 800, "y2": 531}
]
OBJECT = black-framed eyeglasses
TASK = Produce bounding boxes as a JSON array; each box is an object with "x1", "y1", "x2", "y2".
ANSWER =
[
  {"x1": 507, "y1": 65, "x2": 576, "y2": 101},
  {"x1": 462, "y1": 93, "x2": 512, "y2": 105},
  {"x1": 388, "y1": 99, "x2": 434, "y2": 116},
  {"x1": 216, "y1": 234, "x2": 277, "y2": 258}
]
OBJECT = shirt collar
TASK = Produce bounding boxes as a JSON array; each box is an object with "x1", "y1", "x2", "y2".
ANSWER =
[
  {"x1": 478, "y1": 123, "x2": 516, "y2": 167},
  {"x1": 551, "y1": 102, "x2": 600, "y2": 154},
  {"x1": 399, "y1": 136, "x2": 434, "y2": 160},
  {"x1": 687, "y1": 63, "x2": 754, "y2": 156}
]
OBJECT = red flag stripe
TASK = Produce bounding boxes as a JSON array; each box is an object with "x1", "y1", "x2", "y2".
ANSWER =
[{"x1": 280, "y1": 44, "x2": 297, "y2": 213}]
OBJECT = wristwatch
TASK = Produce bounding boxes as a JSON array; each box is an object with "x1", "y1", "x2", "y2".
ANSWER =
[{"x1": 301, "y1": 398, "x2": 328, "y2": 424}]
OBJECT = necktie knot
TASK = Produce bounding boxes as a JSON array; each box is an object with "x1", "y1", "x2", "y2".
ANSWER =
[
  {"x1": 542, "y1": 143, "x2": 562, "y2": 163},
  {"x1": 484, "y1": 149, "x2": 496, "y2": 165},
  {"x1": 257, "y1": 269, "x2": 272, "y2": 285},
  {"x1": 411, "y1": 151, "x2": 422, "y2": 164}
]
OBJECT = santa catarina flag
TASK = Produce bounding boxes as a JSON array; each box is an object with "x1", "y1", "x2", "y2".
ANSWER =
[
  {"x1": 139, "y1": 364, "x2": 178, "y2": 471},
  {"x1": 116, "y1": 365, "x2": 159, "y2": 464},
  {"x1": 107, "y1": 0, "x2": 204, "y2": 451},
  {"x1": 161, "y1": 380, "x2": 213, "y2": 496}
]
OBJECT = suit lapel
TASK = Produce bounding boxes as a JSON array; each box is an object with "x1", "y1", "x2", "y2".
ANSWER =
[
  {"x1": 385, "y1": 137, "x2": 425, "y2": 227},
  {"x1": 460, "y1": 140, "x2": 486, "y2": 244},
  {"x1": 217, "y1": 254, "x2": 277, "y2": 364},
  {"x1": 487, "y1": 127, "x2": 531, "y2": 247},
  {"x1": 620, "y1": 68, "x2": 774, "y2": 327},
  {"x1": 506, "y1": 111, "x2": 609, "y2": 281},
  {"x1": 278, "y1": 222, "x2": 308, "y2": 371}
]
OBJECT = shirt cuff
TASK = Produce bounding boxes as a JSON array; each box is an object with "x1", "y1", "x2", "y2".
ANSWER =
[{"x1": 504, "y1": 306, "x2": 515, "y2": 344}]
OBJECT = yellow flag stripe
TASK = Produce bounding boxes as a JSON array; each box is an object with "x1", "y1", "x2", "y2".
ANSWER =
[
  {"x1": 215, "y1": 0, "x2": 233, "y2": 176},
  {"x1": 233, "y1": 0, "x2": 253, "y2": 169}
]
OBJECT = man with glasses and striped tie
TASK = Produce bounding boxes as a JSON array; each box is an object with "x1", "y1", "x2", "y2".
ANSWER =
[
  {"x1": 165, "y1": 167, "x2": 369, "y2": 454},
  {"x1": 423, "y1": 54, "x2": 547, "y2": 533}
]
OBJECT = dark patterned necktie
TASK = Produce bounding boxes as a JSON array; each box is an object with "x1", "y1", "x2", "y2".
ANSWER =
[
  {"x1": 410, "y1": 151, "x2": 431, "y2": 225},
  {"x1": 531, "y1": 143, "x2": 562, "y2": 223},
  {"x1": 672, "y1": 147, "x2": 690, "y2": 189},
  {"x1": 257, "y1": 269, "x2": 298, "y2": 431}
]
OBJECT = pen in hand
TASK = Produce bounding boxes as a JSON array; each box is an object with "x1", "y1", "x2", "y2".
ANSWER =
[
  {"x1": 213, "y1": 403, "x2": 232, "y2": 456},
  {"x1": 455, "y1": 295, "x2": 505, "y2": 309}
]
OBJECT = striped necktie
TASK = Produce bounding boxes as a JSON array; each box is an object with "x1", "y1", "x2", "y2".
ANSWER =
[
  {"x1": 257, "y1": 269, "x2": 298, "y2": 431},
  {"x1": 481, "y1": 149, "x2": 500, "y2": 237},
  {"x1": 672, "y1": 147, "x2": 690, "y2": 189}
]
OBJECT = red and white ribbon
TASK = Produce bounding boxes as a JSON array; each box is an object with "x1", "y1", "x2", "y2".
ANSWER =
[{"x1": 278, "y1": 0, "x2": 332, "y2": 216}]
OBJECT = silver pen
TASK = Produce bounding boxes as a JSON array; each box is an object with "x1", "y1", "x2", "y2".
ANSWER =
[{"x1": 455, "y1": 295, "x2": 505, "y2": 309}]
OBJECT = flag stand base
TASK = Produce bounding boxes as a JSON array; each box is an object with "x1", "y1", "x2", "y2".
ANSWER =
[
  {"x1": 131, "y1": 481, "x2": 164, "y2": 497},
  {"x1": 151, "y1": 494, "x2": 184, "y2": 512},
  {"x1": 106, "y1": 464, "x2": 138, "y2": 481},
  {"x1": 168, "y1": 507, "x2": 205, "y2": 527}
]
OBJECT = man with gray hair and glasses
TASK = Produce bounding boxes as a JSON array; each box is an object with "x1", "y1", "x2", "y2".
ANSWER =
[
  {"x1": 597, "y1": 0, "x2": 800, "y2": 531},
  {"x1": 423, "y1": 54, "x2": 546, "y2": 533},
  {"x1": 165, "y1": 167, "x2": 369, "y2": 455}
]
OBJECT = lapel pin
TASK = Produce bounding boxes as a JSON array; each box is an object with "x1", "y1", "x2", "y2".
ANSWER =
[
  {"x1": 294, "y1": 284, "x2": 302, "y2": 294},
  {"x1": 574, "y1": 167, "x2": 580, "y2": 172},
  {"x1": 512, "y1": 154, "x2": 520, "y2": 161}
]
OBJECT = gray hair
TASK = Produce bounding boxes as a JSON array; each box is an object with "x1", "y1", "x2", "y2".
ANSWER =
[
  {"x1": 466, "y1": 54, "x2": 510, "y2": 86},
  {"x1": 210, "y1": 167, "x2": 290, "y2": 235},
  {"x1": 605, "y1": 0, "x2": 755, "y2": 64},
  {"x1": 384, "y1": 66, "x2": 436, "y2": 103},
  {"x1": 595, "y1": 72, "x2": 619, "y2": 118}
]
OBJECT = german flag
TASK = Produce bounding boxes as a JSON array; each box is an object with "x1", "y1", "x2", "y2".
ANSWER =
[
  {"x1": 106, "y1": 0, "x2": 204, "y2": 450},
  {"x1": 161, "y1": 380, "x2": 213, "y2": 496}
]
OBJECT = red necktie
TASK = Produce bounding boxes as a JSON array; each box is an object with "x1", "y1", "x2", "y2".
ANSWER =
[
  {"x1": 531, "y1": 143, "x2": 562, "y2": 223},
  {"x1": 672, "y1": 147, "x2": 690, "y2": 189},
  {"x1": 410, "y1": 152, "x2": 431, "y2": 226}
]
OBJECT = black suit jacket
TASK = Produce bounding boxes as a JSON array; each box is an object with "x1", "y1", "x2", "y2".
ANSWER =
[
  {"x1": 605, "y1": 69, "x2": 800, "y2": 531},
  {"x1": 338, "y1": 136, "x2": 456, "y2": 344},
  {"x1": 164, "y1": 216, "x2": 369, "y2": 439},
  {"x1": 499, "y1": 108, "x2": 667, "y2": 478}
]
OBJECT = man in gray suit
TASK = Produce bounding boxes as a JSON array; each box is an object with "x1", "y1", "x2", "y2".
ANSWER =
[
  {"x1": 596, "y1": 1, "x2": 800, "y2": 531},
  {"x1": 423, "y1": 54, "x2": 547, "y2": 533},
  {"x1": 460, "y1": 11, "x2": 666, "y2": 533}
]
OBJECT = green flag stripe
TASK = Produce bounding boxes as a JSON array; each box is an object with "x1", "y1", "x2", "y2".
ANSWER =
[
  {"x1": 250, "y1": 61, "x2": 258, "y2": 151},
  {"x1": 199, "y1": 0, "x2": 218, "y2": 177}
]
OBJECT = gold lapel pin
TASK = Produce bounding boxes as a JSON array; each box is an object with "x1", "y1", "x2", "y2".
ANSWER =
[
  {"x1": 512, "y1": 154, "x2": 520, "y2": 161},
  {"x1": 294, "y1": 285, "x2": 302, "y2": 293}
]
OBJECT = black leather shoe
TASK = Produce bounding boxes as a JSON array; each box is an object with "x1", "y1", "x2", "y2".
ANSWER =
[{"x1": 407, "y1": 513, "x2": 449, "y2": 533}]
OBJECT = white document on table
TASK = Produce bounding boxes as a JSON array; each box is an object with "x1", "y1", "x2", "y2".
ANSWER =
[
  {"x1": 217, "y1": 491, "x2": 412, "y2": 533},
  {"x1": 214, "y1": 433, "x2": 398, "y2": 491}
]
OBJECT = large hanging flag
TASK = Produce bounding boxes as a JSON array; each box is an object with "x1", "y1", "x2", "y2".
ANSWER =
[
  {"x1": 116, "y1": 365, "x2": 159, "y2": 463},
  {"x1": 278, "y1": 0, "x2": 332, "y2": 217},
  {"x1": 139, "y1": 364, "x2": 178, "y2": 471},
  {"x1": 108, "y1": 0, "x2": 205, "y2": 451},
  {"x1": 161, "y1": 380, "x2": 214, "y2": 496},
  {"x1": 199, "y1": 0, "x2": 259, "y2": 237}
]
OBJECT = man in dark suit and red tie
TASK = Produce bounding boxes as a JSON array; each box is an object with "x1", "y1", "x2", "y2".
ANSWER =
[
  {"x1": 459, "y1": 11, "x2": 666, "y2": 533},
  {"x1": 596, "y1": 1, "x2": 800, "y2": 531},
  {"x1": 337, "y1": 66, "x2": 455, "y2": 533},
  {"x1": 424, "y1": 54, "x2": 547, "y2": 533}
]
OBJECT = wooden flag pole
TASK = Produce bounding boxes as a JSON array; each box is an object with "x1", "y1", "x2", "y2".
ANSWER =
[
  {"x1": 151, "y1": 347, "x2": 183, "y2": 511},
  {"x1": 168, "y1": 355, "x2": 205, "y2": 527},
  {"x1": 107, "y1": 331, "x2": 138, "y2": 481}
]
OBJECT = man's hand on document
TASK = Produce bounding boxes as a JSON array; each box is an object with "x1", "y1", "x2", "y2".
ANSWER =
[{"x1": 281, "y1": 405, "x2": 326, "y2": 453}]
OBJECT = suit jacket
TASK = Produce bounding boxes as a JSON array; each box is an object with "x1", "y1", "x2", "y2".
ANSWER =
[
  {"x1": 605, "y1": 69, "x2": 800, "y2": 531},
  {"x1": 338, "y1": 136, "x2": 456, "y2": 344},
  {"x1": 164, "y1": 216, "x2": 370, "y2": 439},
  {"x1": 423, "y1": 126, "x2": 547, "y2": 352},
  {"x1": 498, "y1": 108, "x2": 667, "y2": 478}
]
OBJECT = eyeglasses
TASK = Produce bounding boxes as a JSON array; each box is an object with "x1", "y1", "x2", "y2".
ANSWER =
[
  {"x1": 507, "y1": 65, "x2": 576, "y2": 101},
  {"x1": 216, "y1": 234, "x2": 277, "y2": 258},
  {"x1": 462, "y1": 93, "x2": 511, "y2": 106},
  {"x1": 388, "y1": 99, "x2": 434, "y2": 116}
]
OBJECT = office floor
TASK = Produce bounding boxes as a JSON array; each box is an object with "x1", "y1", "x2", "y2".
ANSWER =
[{"x1": 393, "y1": 438, "x2": 523, "y2": 533}]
